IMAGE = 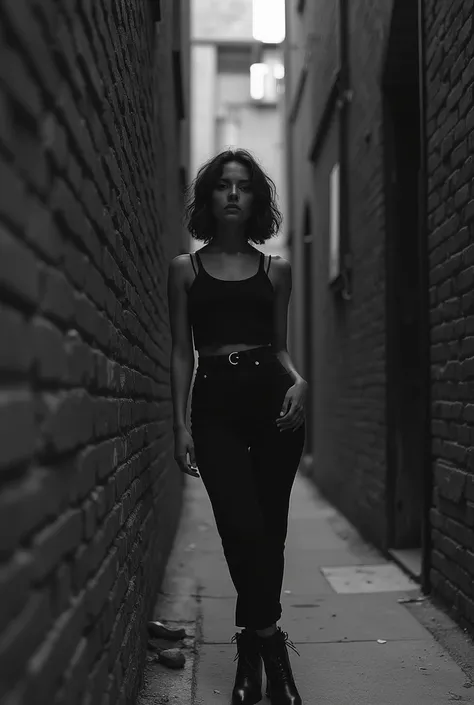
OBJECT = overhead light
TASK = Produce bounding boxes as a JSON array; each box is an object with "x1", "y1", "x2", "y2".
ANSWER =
[
  {"x1": 250, "y1": 63, "x2": 268, "y2": 100},
  {"x1": 274, "y1": 63, "x2": 285, "y2": 80},
  {"x1": 252, "y1": 0, "x2": 286, "y2": 44}
]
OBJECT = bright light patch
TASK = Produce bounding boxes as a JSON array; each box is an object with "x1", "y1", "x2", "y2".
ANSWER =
[
  {"x1": 252, "y1": 0, "x2": 286, "y2": 44},
  {"x1": 250, "y1": 63, "x2": 268, "y2": 100},
  {"x1": 273, "y1": 63, "x2": 285, "y2": 80}
]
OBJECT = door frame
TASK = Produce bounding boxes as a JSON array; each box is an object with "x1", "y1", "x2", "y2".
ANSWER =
[{"x1": 381, "y1": 0, "x2": 431, "y2": 590}]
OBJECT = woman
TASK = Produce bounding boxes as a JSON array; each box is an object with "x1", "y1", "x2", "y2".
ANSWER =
[{"x1": 167, "y1": 149, "x2": 306, "y2": 705}]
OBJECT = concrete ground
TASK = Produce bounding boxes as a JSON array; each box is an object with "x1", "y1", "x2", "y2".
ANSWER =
[{"x1": 138, "y1": 472, "x2": 474, "y2": 705}]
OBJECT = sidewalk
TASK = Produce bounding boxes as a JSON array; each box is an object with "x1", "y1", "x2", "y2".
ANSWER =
[{"x1": 138, "y1": 472, "x2": 474, "y2": 705}]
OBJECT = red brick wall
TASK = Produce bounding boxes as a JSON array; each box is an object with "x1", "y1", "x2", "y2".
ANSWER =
[
  {"x1": 0, "y1": 1, "x2": 187, "y2": 703},
  {"x1": 425, "y1": 0, "x2": 474, "y2": 634}
]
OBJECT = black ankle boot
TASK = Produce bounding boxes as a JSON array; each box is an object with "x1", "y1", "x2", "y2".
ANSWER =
[
  {"x1": 258, "y1": 628, "x2": 302, "y2": 705},
  {"x1": 231, "y1": 629, "x2": 263, "y2": 704}
]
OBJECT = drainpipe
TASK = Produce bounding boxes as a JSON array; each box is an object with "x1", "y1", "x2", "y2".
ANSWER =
[
  {"x1": 338, "y1": 0, "x2": 352, "y2": 300},
  {"x1": 284, "y1": 2, "x2": 295, "y2": 263},
  {"x1": 284, "y1": 1, "x2": 297, "y2": 353},
  {"x1": 418, "y1": 0, "x2": 432, "y2": 595}
]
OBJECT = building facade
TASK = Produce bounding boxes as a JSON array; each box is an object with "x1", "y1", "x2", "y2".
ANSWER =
[
  {"x1": 285, "y1": 0, "x2": 474, "y2": 635},
  {"x1": 0, "y1": 1, "x2": 190, "y2": 703},
  {"x1": 190, "y1": 0, "x2": 288, "y2": 259}
]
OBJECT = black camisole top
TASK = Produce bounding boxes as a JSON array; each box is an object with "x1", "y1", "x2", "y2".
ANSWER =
[{"x1": 187, "y1": 251, "x2": 274, "y2": 350}]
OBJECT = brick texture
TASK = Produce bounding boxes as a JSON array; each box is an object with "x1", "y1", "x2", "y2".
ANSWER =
[
  {"x1": 320, "y1": 0, "x2": 393, "y2": 544},
  {"x1": 425, "y1": 0, "x2": 474, "y2": 635},
  {"x1": 0, "y1": 1, "x2": 188, "y2": 703},
  {"x1": 288, "y1": 0, "x2": 474, "y2": 639},
  {"x1": 289, "y1": 0, "x2": 394, "y2": 546}
]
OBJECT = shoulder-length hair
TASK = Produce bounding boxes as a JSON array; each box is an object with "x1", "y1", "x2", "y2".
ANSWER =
[{"x1": 184, "y1": 149, "x2": 282, "y2": 245}]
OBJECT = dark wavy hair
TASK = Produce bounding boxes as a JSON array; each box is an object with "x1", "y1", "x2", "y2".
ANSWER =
[{"x1": 184, "y1": 149, "x2": 283, "y2": 245}]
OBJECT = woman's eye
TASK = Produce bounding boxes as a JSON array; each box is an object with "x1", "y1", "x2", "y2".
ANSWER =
[{"x1": 215, "y1": 183, "x2": 251, "y2": 192}]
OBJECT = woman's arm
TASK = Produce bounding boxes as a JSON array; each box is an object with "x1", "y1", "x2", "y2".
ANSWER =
[
  {"x1": 167, "y1": 255, "x2": 195, "y2": 430},
  {"x1": 271, "y1": 256, "x2": 307, "y2": 432},
  {"x1": 272, "y1": 257, "x2": 306, "y2": 386}
]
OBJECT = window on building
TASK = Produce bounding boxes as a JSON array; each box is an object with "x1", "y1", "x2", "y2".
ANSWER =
[{"x1": 217, "y1": 45, "x2": 253, "y2": 74}]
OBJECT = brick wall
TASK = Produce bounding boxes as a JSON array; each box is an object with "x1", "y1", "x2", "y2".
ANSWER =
[
  {"x1": 295, "y1": 0, "x2": 394, "y2": 546},
  {"x1": 425, "y1": 0, "x2": 474, "y2": 634},
  {"x1": 0, "y1": 1, "x2": 187, "y2": 703},
  {"x1": 322, "y1": 0, "x2": 393, "y2": 544}
]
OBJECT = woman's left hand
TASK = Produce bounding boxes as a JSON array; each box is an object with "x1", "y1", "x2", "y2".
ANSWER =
[{"x1": 276, "y1": 379, "x2": 307, "y2": 432}]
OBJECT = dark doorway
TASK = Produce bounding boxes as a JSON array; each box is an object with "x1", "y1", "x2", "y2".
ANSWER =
[
  {"x1": 303, "y1": 204, "x2": 313, "y2": 454},
  {"x1": 383, "y1": 2, "x2": 425, "y2": 575}
]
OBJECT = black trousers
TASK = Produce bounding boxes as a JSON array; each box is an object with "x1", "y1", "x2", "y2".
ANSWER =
[{"x1": 190, "y1": 345, "x2": 305, "y2": 629}]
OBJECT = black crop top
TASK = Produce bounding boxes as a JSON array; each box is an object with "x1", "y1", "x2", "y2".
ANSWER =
[{"x1": 187, "y1": 251, "x2": 274, "y2": 350}]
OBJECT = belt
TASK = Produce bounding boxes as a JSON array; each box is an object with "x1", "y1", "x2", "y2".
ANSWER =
[{"x1": 198, "y1": 344, "x2": 275, "y2": 367}]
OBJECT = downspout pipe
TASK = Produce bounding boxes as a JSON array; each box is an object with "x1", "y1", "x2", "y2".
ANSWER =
[
  {"x1": 284, "y1": 1, "x2": 295, "y2": 258},
  {"x1": 284, "y1": 1, "x2": 297, "y2": 353},
  {"x1": 418, "y1": 0, "x2": 432, "y2": 595},
  {"x1": 338, "y1": 0, "x2": 351, "y2": 300}
]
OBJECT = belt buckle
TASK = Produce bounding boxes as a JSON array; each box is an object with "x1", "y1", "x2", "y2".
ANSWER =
[{"x1": 228, "y1": 351, "x2": 239, "y2": 366}]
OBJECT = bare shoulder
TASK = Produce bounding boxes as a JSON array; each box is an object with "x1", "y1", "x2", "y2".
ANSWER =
[
  {"x1": 270, "y1": 255, "x2": 291, "y2": 272},
  {"x1": 169, "y1": 253, "x2": 192, "y2": 271},
  {"x1": 168, "y1": 253, "x2": 195, "y2": 292},
  {"x1": 269, "y1": 254, "x2": 291, "y2": 288},
  {"x1": 169, "y1": 253, "x2": 193, "y2": 277}
]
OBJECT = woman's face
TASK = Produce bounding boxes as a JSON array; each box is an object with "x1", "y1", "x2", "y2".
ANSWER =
[{"x1": 211, "y1": 161, "x2": 254, "y2": 227}]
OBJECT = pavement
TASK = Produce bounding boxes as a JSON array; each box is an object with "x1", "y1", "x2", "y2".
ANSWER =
[{"x1": 138, "y1": 470, "x2": 474, "y2": 705}]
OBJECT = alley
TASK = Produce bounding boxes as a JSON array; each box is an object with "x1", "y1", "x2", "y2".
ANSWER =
[
  {"x1": 1, "y1": 0, "x2": 474, "y2": 702},
  {"x1": 139, "y1": 471, "x2": 474, "y2": 704}
]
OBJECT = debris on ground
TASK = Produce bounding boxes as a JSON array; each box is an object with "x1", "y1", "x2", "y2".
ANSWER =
[
  {"x1": 157, "y1": 648, "x2": 186, "y2": 669},
  {"x1": 397, "y1": 596, "x2": 428, "y2": 604},
  {"x1": 146, "y1": 622, "x2": 190, "y2": 670},
  {"x1": 148, "y1": 620, "x2": 187, "y2": 640}
]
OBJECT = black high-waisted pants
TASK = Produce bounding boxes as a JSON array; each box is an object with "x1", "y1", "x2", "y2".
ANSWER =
[{"x1": 190, "y1": 345, "x2": 305, "y2": 629}]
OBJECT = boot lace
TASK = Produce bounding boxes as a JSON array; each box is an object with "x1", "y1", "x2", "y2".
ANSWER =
[
  {"x1": 264, "y1": 631, "x2": 300, "y2": 685},
  {"x1": 280, "y1": 631, "x2": 300, "y2": 658},
  {"x1": 231, "y1": 632, "x2": 240, "y2": 662},
  {"x1": 230, "y1": 632, "x2": 261, "y2": 672}
]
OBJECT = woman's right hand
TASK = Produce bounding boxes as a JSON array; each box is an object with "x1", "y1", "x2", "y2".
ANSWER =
[{"x1": 174, "y1": 426, "x2": 200, "y2": 478}]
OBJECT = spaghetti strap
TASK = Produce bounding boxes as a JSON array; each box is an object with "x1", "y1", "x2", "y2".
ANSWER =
[
  {"x1": 258, "y1": 251, "x2": 265, "y2": 272},
  {"x1": 266, "y1": 254, "x2": 272, "y2": 274},
  {"x1": 190, "y1": 253, "x2": 198, "y2": 276},
  {"x1": 195, "y1": 251, "x2": 203, "y2": 270}
]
